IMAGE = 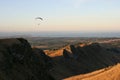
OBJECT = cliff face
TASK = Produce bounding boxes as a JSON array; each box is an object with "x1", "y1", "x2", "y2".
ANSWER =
[
  {"x1": 0, "y1": 38, "x2": 54, "y2": 80},
  {"x1": 69, "y1": 43, "x2": 120, "y2": 73},
  {"x1": 49, "y1": 43, "x2": 120, "y2": 80}
]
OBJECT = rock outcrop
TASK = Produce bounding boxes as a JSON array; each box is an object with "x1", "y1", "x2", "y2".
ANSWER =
[
  {"x1": 63, "y1": 49, "x2": 71, "y2": 59},
  {"x1": 49, "y1": 43, "x2": 120, "y2": 80},
  {"x1": 0, "y1": 38, "x2": 54, "y2": 80}
]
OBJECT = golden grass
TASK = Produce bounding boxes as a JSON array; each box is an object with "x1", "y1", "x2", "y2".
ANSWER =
[{"x1": 64, "y1": 64, "x2": 120, "y2": 80}]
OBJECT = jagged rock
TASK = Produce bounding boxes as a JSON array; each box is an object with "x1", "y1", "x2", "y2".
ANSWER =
[
  {"x1": 0, "y1": 38, "x2": 54, "y2": 80},
  {"x1": 70, "y1": 45, "x2": 77, "y2": 54},
  {"x1": 50, "y1": 43, "x2": 120, "y2": 80},
  {"x1": 32, "y1": 48, "x2": 53, "y2": 70},
  {"x1": 70, "y1": 45, "x2": 79, "y2": 59},
  {"x1": 70, "y1": 43, "x2": 120, "y2": 73},
  {"x1": 63, "y1": 49, "x2": 71, "y2": 59}
]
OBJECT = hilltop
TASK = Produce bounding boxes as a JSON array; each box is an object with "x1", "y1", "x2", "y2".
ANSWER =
[{"x1": 46, "y1": 42, "x2": 120, "y2": 80}]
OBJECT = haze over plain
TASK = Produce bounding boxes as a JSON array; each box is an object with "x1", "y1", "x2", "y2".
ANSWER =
[{"x1": 0, "y1": 0, "x2": 120, "y2": 33}]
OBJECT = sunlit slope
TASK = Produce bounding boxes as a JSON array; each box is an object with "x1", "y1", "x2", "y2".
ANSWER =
[{"x1": 64, "y1": 64, "x2": 120, "y2": 80}]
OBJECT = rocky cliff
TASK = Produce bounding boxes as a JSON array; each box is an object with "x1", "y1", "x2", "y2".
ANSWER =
[
  {"x1": 49, "y1": 43, "x2": 120, "y2": 80},
  {"x1": 0, "y1": 38, "x2": 54, "y2": 80}
]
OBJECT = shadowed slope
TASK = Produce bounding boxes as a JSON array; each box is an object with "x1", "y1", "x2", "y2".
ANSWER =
[
  {"x1": 48, "y1": 43, "x2": 120, "y2": 80},
  {"x1": 0, "y1": 38, "x2": 54, "y2": 80}
]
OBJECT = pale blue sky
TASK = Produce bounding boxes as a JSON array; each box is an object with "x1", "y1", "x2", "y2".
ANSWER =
[{"x1": 0, "y1": 0, "x2": 120, "y2": 32}]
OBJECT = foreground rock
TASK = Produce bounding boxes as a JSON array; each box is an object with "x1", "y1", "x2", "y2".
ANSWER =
[{"x1": 0, "y1": 38, "x2": 54, "y2": 80}]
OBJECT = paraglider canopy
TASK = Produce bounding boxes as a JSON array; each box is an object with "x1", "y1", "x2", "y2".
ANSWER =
[
  {"x1": 35, "y1": 17, "x2": 43, "y2": 20},
  {"x1": 35, "y1": 17, "x2": 43, "y2": 26}
]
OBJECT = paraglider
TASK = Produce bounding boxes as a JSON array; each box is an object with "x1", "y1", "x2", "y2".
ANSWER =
[
  {"x1": 35, "y1": 17, "x2": 43, "y2": 26},
  {"x1": 35, "y1": 17, "x2": 43, "y2": 20}
]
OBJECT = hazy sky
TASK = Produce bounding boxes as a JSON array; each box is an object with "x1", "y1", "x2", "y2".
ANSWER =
[{"x1": 0, "y1": 0, "x2": 120, "y2": 32}]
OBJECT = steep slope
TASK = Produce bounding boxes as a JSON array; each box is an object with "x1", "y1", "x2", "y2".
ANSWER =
[
  {"x1": 48, "y1": 43, "x2": 120, "y2": 80},
  {"x1": 0, "y1": 38, "x2": 54, "y2": 80},
  {"x1": 65, "y1": 63, "x2": 120, "y2": 80}
]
